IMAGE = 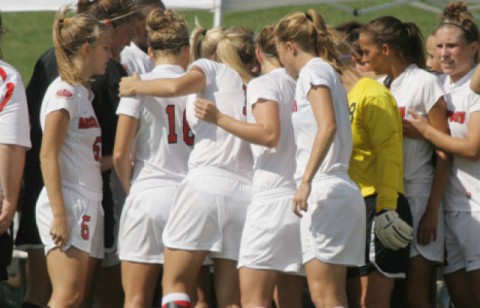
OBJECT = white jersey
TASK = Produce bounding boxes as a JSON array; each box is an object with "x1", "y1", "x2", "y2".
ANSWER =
[
  {"x1": 292, "y1": 57, "x2": 352, "y2": 182},
  {"x1": 116, "y1": 64, "x2": 192, "y2": 193},
  {"x1": 246, "y1": 68, "x2": 296, "y2": 195},
  {"x1": 380, "y1": 64, "x2": 444, "y2": 187},
  {"x1": 0, "y1": 60, "x2": 30, "y2": 148},
  {"x1": 120, "y1": 42, "x2": 155, "y2": 76},
  {"x1": 441, "y1": 68, "x2": 480, "y2": 212},
  {"x1": 40, "y1": 77, "x2": 102, "y2": 201},
  {"x1": 185, "y1": 59, "x2": 253, "y2": 179}
]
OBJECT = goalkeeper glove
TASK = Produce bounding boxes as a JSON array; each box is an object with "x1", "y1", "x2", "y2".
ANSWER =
[{"x1": 374, "y1": 210, "x2": 413, "y2": 251}]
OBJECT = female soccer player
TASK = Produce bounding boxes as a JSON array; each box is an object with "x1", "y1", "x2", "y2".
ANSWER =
[
  {"x1": 0, "y1": 12, "x2": 30, "y2": 283},
  {"x1": 16, "y1": 1, "x2": 137, "y2": 307},
  {"x1": 35, "y1": 9, "x2": 110, "y2": 307},
  {"x1": 119, "y1": 26, "x2": 256, "y2": 308},
  {"x1": 113, "y1": 8, "x2": 192, "y2": 307},
  {"x1": 359, "y1": 15, "x2": 451, "y2": 308},
  {"x1": 194, "y1": 24, "x2": 304, "y2": 308},
  {"x1": 408, "y1": 2, "x2": 480, "y2": 307},
  {"x1": 274, "y1": 9, "x2": 366, "y2": 308}
]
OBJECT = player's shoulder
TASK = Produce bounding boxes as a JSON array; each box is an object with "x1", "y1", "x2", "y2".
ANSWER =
[
  {"x1": 0, "y1": 60, "x2": 22, "y2": 83},
  {"x1": 47, "y1": 77, "x2": 86, "y2": 101}
]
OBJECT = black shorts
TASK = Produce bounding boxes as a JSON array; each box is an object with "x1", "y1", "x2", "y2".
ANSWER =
[
  {"x1": 348, "y1": 194, "x2": 412, "y2": 279},
  {"x1": 15, "y1": 186, "x2": 43, "y2": 249},
  {"x1": 0, "y1": 228, "x2": 13, "y2": 281}
]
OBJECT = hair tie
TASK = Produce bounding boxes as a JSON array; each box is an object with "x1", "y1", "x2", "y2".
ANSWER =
[
  {"x1": 305, "y1": 12, "x2": 313, "y2": 22},
  {"x1": 59, "y1": 17, "x2": 69, "y2": 29}
]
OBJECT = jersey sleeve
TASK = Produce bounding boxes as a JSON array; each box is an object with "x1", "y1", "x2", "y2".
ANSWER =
[
  {"x1": 44, "y1": 83, "x2": 79, "y2": 121},
  {"x1": 298, "y1": 64, "x2": 331, "y2": 97},
  {"x1": 467, "y1": 87, "x2": 480, "y2": 114},
  {"x1": 363, "y1": 93, "x2": 403, "y2": 211},
  {"x1": 116, "y1": 95, "x2": 142, "y2": 119},
  {"x1": 246, "y1": 76, "x2": 279, "y2": 110},
  {"x1": 190, "y1": 59, "x2": 216, "y2": 88},
  {"x1": 0, "y1": 64, "x2": 31, "y2": 148},
  {"x1": 421, "y1": 74, "x2": 445, "y2": 113}
]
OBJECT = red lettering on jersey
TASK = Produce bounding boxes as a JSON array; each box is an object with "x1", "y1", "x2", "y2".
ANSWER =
[
  {"x1": 292, "y1": 100, "x2": 298, "y2": 112},
  {"x1": 183, "y1": 110, "x2": 195, "y2": 146},
  {"x1": 78, "y1": 116, "x2": 99, "y2": 129},
  {"x1": 92, "y1": 136, "x2": 102, "y2": 161},
  {"x1": 449, "y1": 111, "x2": 466, "y2": 124},
  {"x1": 56, "y1": 89, "x2": 73, "y2": 98},
  {"x1": 398, "y1": 106, "x2": 406, "y2": 118}
]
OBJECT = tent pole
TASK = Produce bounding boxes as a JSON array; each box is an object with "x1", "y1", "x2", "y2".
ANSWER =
[{"x1": 213, "y1": 0, "x2": 223, "y2": 27}]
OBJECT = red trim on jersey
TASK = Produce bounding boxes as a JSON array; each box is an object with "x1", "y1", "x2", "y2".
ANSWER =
[
  {"x1": 0, "y1": 67, "x2": 6, "y2": 81},
  {"x1": 0, "y1": 82, "x2": 14, "y2": 112}
]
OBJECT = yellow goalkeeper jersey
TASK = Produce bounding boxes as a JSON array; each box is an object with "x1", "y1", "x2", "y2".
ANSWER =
[{"x1": 348, "y1": 78, "x2": 404, "y2": 211}]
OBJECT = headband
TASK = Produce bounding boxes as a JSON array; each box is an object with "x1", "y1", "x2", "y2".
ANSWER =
[{"x1": 101, "y1": 10, "x2": 137, "y2": 27}]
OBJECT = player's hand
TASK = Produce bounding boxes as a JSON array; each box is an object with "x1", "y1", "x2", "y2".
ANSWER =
[
  {"x1": 402, "y1": 118, "x2": 425, "y2": 139},
  {"x1": 292, "y1": 181, "x2": 311, "y2": 218},
  {"x1": 0, "y1": 200, "x2": 15, "y2": 235},
  {"x1": 417, "y1": 203, "x2": 438, "y2": 245},
  {"x1": 194, "y1": 98, "x2": 220, "y2": 123},
  {"x1": 50, "y1": 215, "x2": 70, "y2": 249},
  {"x1": 119, "y1": 73, "x2": 140, "y2": 97},
  {"x1": 406, "y1": 110, "x2": 430, "y2": 137},
  {"x1": 374, "y1": 210, "x2": 413, "y2": 250}
]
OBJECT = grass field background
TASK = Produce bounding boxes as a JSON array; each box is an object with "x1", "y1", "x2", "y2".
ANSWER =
[{"x1": 1, "y1": 0, "x2": 441, "y2": 84}]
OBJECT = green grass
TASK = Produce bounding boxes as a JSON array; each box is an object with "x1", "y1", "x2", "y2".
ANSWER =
[{"x1": 1, "y1": 0, "x2": 440, "y2": 84}]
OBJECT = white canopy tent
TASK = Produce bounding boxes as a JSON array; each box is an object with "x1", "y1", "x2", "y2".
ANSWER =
[{"x1": 2, "y1": 0, "x2": 480, "y2": 26}]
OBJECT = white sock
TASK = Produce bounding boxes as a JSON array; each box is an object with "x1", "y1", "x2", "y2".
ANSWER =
[{"x1": 161, "y1": 293, "x2": 190, "y2": 306}]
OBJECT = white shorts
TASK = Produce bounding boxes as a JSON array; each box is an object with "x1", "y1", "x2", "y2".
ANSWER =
[
  {"x1": 36, "y1": 188, "x2": 105, "y2": 259},
  {"x1": 163, "y1": 169, "x2": 251, "y2": 261},
  {"x1": 238, "y1": 190, "x2": 303, "y2": 274},
  {"x1": 119, "y1": 186, "x2": 176, "y2": 263},
  {"x1": 301, "y1": 174, "x2": 366, "y2": 266},
  {"x1": 444, "y1": 211, "x2": 480, "y2": 274},
  {"x1": 406, "y1": 189, "x2": 444, "y2": 263}
]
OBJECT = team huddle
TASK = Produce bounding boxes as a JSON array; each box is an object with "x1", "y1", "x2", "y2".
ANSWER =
[{"x1": 1, "y1": 0, "x2": 480, "y2": 307}]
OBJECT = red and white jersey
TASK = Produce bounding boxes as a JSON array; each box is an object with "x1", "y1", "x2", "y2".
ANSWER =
[
  {"x1": 0, "y1": 60, "x2": 30, "y2": 148},
  {"x1": 379, "y1": 64, "x2": 444, "y2": 188},
  {"x1": 120, "y1": 42, "x2": 154, "y2": 76},
  {"x1": 116, "y1": 64, "x2": 192, "y2": 193},
  {"x1": 441, "y1": 68, "x2": 480, "y2": 212},
  {"x1": 40, "y1": 77, "x2": 102, "y2": 201},
  {"x1": 247, "y1": 68, "x2": 296, "y2": 195},
  {"x1": 292, "y1": 57, "x2": 352, "y2": 182},
  {"x1": 185, "y1": 59, "x2": 253, "y2": 179}
]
